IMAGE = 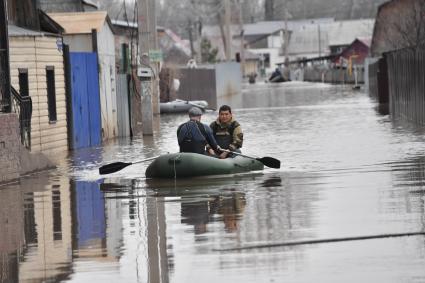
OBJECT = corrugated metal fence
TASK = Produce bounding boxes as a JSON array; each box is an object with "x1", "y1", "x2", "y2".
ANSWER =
[
  {"x1": 386, "y1": 49, "x2": 425, "y2": 125},
  {"x1": 175, "y1": 62, "x2": 242, "y2": 110},
  {"x1": 116, "y1": 74, "x2": 130, "y2": 137},
  {"x1": 177, "y1": 67, "x2": 217, "y2": 108}
]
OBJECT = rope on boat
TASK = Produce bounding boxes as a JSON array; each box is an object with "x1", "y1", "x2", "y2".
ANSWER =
[{"x1": 213, "y1": 231, "x2": 425, "y2": 251}]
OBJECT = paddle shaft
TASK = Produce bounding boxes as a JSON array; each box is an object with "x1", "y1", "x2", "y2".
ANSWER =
[
  {"x1": 99, "y1": 155, "x2": 160, "y2": 175},
  {"x1": 131, "y1": 156, "x2": 159, "y2": 165},
  {"x1": 222, "y1": 149, "x2": 256, "y2": 159},
  {"x1": 222, "y1": 149, "x2": 281, "y2": 169}
]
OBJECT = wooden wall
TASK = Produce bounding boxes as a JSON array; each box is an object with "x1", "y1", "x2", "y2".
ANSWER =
[{"x1": 9, "y1": 35, "x2": 68, "y2": 154}]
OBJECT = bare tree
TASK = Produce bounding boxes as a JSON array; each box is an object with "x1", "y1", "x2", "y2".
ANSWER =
[
  {"x1": 384, "y1": 0, "x2": 425, "y2": 51},
  {"x1": 265, "y1": 0, "x2": 273, "y2": 20}
]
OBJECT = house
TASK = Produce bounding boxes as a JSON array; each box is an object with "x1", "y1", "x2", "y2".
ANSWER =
[
  {"x1": 279, "y1": 19, "x2": 375, "y2": 66},
  {"x1": 286, "y1": 25, "x2": 329, "y2": 62},
  {"x1": 201, "y1": 23, "x2": 284, "y2": 75},
  {"x1": 333, "y1": 38, "x2": 371, "y2": 67},
  {"x1": 6, "y1": 0, "x2": 69, "y2": 155},
  {"x1": 238, "y1": 50, "x2": 261, "y2": 77},
  {"x1": 201, "y1": 19, "x2": 335, "y2": 75},
  {"x1": 110, "y1": 19, "x2": 193, "y2": 135},
  {"x1": 49, "y1": 11, "x2": 118, "y2": 145},
  {"x1": 371, "y1": 0, "x2": 425, "y2": 57},
  {"x1": 326, "y1": 19, "x2": 375, "y2": 56}
]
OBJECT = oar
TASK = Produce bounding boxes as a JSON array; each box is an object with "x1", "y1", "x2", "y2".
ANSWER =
[
  {"x1": 222, "y1": 149, "x2": 281, "y2": 169},
  {"x1": 99, "y1": 156, "x2": 159, "y2": 175}
]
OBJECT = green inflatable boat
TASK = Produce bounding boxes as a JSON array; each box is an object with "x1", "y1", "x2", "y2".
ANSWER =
[{"x1": 145, "y1": 152, "x2": 264, "y2": 178}]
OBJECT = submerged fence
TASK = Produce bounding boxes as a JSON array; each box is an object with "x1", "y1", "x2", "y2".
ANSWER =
[
  {"x1": 303, "y1": 67, "x2": 365, "y2": 84},
  {"x1": 386, "y1": 49, "x2": 425, "y2": 125}
]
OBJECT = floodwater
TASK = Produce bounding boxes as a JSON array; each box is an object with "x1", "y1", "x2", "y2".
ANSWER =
[{"x1": 2, "y1": 82, "x2": 425, "y2": 283}]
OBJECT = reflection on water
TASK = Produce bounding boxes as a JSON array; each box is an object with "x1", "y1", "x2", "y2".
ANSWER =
[
  {"x1": 2, "y1": 83, "x2": 425, "y2": 282},
  {"x1": 180, "y1": 190, "x2": 246, "y2": 235}
]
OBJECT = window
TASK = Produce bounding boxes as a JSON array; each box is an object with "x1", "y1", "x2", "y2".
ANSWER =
[
  {"x1": 18, "y1": 68, "x2": 29, "y2": 97},
  {"x1": 46, "y1": 66, "x2": 57, "y2": 122}
]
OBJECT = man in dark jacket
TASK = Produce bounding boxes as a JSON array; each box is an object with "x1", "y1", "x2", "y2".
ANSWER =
[
  {"x1": 209, "y1": 105, "x2": 243, "y2": 159},
  {"x1": 177, "y1": 107, "x2": 220, "y2": 155}
]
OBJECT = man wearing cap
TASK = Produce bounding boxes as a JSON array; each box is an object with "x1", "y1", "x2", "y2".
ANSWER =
[
  {"x1": 209, "y1": 105, "x2": 243, "y2": 159},
  {"x1": 177, "y1": 107, "x2": 220, "y2": 155}
]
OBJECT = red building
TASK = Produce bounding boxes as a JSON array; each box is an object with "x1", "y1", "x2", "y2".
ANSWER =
[{"x1": 333, "y1": 38, "x2": 371, "y2": 67}]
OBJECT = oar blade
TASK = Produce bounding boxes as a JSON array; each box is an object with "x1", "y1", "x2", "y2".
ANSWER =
[
  {"x1": 99, "y1": 162, "x2": 132, "y2": 175},
  {"x1": 258, "y1": 157, "x2": 281, "y2": 169}
]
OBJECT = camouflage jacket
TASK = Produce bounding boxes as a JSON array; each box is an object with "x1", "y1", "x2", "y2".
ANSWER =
[{"x1": 208, "y1": 118, "x2": 243, "y2": 150}]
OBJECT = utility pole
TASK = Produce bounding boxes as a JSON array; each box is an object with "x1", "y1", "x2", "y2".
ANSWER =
[
  {"x1": 283, "y1": 2, "x2": 289, "y2": 65},
  {"x1": 149, "y1": 0, "x2": 160, "y2": 116},
  {"x1": 0, "y1": 0, "x2": 11, "y2": 112},
  {"x1": 187, "y1": 19, "x2": 195, "y2": 58},
  {"x1": 318, "y1": 23, "x2": 322, "y2": 57},
  {"x1": 138, "y1": 0, "x2": 158, "y2": 135},
  {"x1": 238, "y1": 0, "x2": 245, "y2": 75},
  {"x1": 196, "y1": 18, "x2": 202, "y2": 64},
  {"x1": 224, "y1": 0, "x2": 232, "y2": 61}
]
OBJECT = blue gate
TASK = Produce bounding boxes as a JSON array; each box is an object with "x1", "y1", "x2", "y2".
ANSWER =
[{"x1": 70, "y1": 52, "x2": 101, "y2": 149}]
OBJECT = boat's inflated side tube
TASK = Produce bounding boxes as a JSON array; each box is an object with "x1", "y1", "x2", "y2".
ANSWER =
[{"x1": 145, "y1": 152, "x2": 264, "y2": 178}]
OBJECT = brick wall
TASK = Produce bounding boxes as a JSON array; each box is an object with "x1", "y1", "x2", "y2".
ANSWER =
[{"x1": 0, "y1": 113, "x2": 21, "y2": 183}]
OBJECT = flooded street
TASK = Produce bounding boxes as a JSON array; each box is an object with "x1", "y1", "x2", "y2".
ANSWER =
[{"x1": 2, "y1": 82, "x2": 425, "y2": 282}]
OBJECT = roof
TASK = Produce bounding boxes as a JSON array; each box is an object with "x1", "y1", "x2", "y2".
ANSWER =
[
  {"x1": 202, "y1": 18, "x2": 335, "y2": 41},
  {"x1": 8, "y1": 25, "x2": 45, "y2": 37},
  {"x1": 161, "y1": 29, "x2": 191, "y2": 57},
  {"x1": 111, "y1": 19, "x2": 137, "y2": 29},
  {"x1": 48, "y1": 11, "x2": 113, "y2": 34},
  {"x1": 357, "y1": 37, "x2": 372, "y2": 47},
  {"x1": 39, "y1": 9, "x2": 65, "y2": 34},
  {"x1": 244, "y1": 21, "x2": 286, "y2": 36},
  {"x1": 277, "y1": 54, "x2": 337, "y2": 65},
  {"x1": 287, "y1": 26, "x2": 329, "y2": 55},
  {"x1": 243, "y1": 18, "x2": 335, "y2": 36},
  {"x1": 202, "y1": 25, "x2": 240, "y2": 38},
  {"x1": 286, "y1": 19, "x2": 374, "y2": 56},
  {"x1": 82, "y1": 0, "x2": 98, "y2": 9},
  {"x1": 324, "y1": 19, "x2": 375, "y2": 46}
]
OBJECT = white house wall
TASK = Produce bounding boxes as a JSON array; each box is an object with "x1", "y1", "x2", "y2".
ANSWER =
[
  {"x1": 268, "y1": 33, "x2": 284, "y2": 49},
  {"x1": 97, "y1": 23, "x2": 117, "y2": 140},
  {"x1": 248, "y1": 48, "x2": 284, "y2": 75}
]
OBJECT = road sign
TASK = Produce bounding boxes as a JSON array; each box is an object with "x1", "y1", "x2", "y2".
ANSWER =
[{"x1": 149, "y1": 50, "x2": 163, "y2": 62}]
